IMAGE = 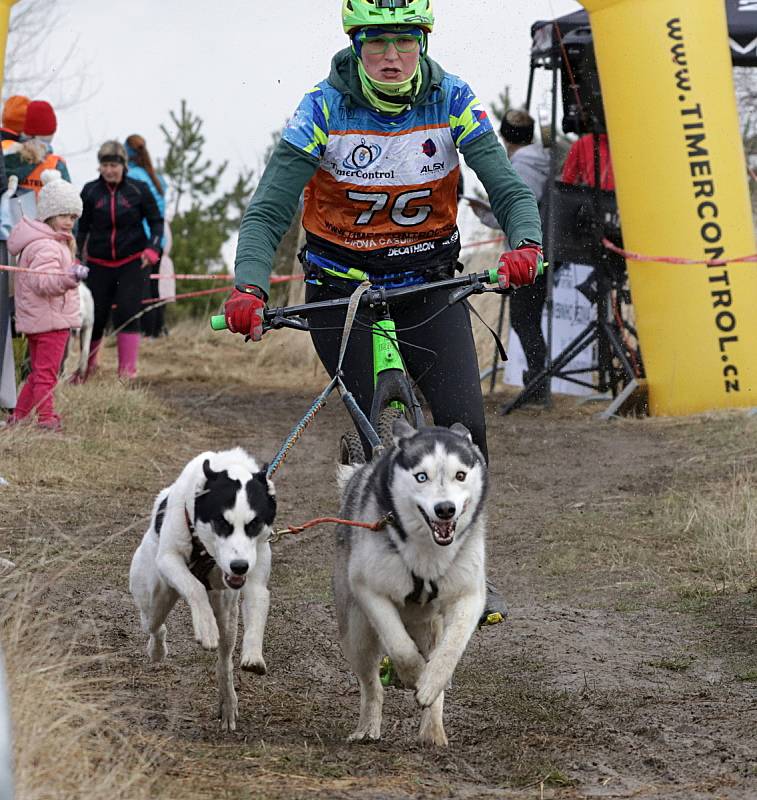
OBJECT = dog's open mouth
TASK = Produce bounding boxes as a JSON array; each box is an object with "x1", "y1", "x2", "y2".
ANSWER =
[
  {"x1": 419, "y1": 507, "x2": 456, "y2": 546},
  {"x1": 223, "y1": 573, "x2": 247, "y2": 590}
]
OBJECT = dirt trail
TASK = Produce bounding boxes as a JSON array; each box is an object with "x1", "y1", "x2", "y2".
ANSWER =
[{"x1": 15, "y1": 375, "x2": 757, "y2": 799}]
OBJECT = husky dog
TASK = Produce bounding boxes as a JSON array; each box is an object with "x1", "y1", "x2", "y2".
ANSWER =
[
  {"x1": 129, "y1": 448, "x2": 276, "y2": 731},
  {"x1": 334, "y1": 420, "x2": 488, "y2": 747}
]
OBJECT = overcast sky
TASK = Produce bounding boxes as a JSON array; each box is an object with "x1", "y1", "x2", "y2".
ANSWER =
[{"x1": 16, "y1": 0, "x2": 581, "y2": 190}]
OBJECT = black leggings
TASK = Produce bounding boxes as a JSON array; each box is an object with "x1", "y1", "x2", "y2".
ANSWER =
[
  {"x1": 509, "y1": 273, "x2": 547, "y2": 375},
  {"x1": 305, "y1": 281, "x2": 488, "y2": 463},
  {"x1": 86, "y1": 259, "x2": 144, "y2": 340}
]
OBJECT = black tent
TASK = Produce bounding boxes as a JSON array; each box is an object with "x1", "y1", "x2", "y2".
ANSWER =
[{"x1": 532, "y1": 0, "x2": 757, "y2": 67}]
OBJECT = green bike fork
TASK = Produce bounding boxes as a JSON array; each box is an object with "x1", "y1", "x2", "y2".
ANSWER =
[
  {"x1": 372, "y1": 318, "x2": 405, "y2": 411},
  {"x1": 372, "y1": 318, "x2": 403, "y2": 378}
]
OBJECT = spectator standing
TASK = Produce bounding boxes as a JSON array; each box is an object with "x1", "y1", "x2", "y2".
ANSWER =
[
  {"x1": 1, "y1": 95, "x2": 29, "y2": 151},
  {"x1": 5, "y1": 172, "x2": 87, "y2": 431},
  {"x1": 561, "y1": 132, "x2": 615, "y2": 190},
  {"x1": 499, "y1": 108, "x2": 551, "y2": 404},
  {"x1": 124, "y1": 134, "x2": 169, "y2": 337},
  {"x1": 4, "y1": 101, "x2": 70, "y2": 195},
  {"x1": 77, "y1": 140, "x2": 163, "y2": 381}
]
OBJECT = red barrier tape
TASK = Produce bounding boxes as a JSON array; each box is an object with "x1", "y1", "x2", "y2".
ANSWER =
[
  {"x1": 145, "y1": 273, "x2": 306, "y2": 303},
  {"x1": 461, "y1": 236, "x2": 504, "y2": 250},
  {"x1": 0, "y1": 264, "x2": 305, "y2": 281},
  {"x1": 0, "y1": 263, "x2": 69, "y2": 277},
  {"x1": 150, "y1": 273, "x2": 305, "y2": 282},
  {"x1": 142, "y1": 286, "x2": 230, "y2": 304},
  {"x1": 151, "y1": 273, "x2": 233, "y2": 281},
  {"x1": 602, "y1": 238, "x2": 757, "y2": 266}
]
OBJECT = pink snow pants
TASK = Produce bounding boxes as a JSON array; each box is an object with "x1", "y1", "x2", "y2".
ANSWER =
[{"x1": 13, "y1": 329, "x2": 69, "y2": 426}]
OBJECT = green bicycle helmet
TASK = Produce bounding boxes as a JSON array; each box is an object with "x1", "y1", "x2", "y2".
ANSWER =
[{"x1": 342, "y1": 0, "x2": 434, "y2": 34}]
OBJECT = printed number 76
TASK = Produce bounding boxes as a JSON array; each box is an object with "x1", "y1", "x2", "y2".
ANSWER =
[{"x1": 347, "y1": 189, "x2": 432, "y2": 227}]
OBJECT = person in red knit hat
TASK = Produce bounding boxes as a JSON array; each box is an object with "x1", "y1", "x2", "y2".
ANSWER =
[
  {"x1": 23, "y1": 100, "x2": 57, "y2": 138},
  {"x1": 4, "y1": 100, "x2": 71, "y2": 196}
]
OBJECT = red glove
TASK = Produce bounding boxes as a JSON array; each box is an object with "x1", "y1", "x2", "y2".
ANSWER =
[
  {"x1": 224, "y1": 286, "x2": 266, "y2": 341},
  {"x1": 496, "y1": 244, "x2": 544, "y2": 289}
]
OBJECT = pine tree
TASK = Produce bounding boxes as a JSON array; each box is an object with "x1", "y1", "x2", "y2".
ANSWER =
[
  {"x1": 490, "y1": 85, "x2": 513, "y2": 126},
  {"x1": 160, "y1": 100, "x2": 255, "y2": 317}
]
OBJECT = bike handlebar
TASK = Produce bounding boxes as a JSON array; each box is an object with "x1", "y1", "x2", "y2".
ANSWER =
[{"x1": 210, "y1": 267, "x2": 501, "y2": 332}]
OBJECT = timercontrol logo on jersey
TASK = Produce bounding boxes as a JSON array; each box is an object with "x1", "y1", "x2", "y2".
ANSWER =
[{"x1": 343, "y1": 139, "x2": 382, "y2": 170}]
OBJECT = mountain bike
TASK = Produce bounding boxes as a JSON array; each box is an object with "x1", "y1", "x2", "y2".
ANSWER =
[{"x1": 211, "y1": 266, "x2": 505, "y2": 464}]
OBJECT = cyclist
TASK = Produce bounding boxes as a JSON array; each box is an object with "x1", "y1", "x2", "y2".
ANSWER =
[{"x1": 226, "y1": 0, "x2": 543, "y2": 622}]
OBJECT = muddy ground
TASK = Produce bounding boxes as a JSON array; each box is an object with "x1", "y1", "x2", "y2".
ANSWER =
[{"x1": 4, "y1": 361, "x2": 757, "y2": 799}]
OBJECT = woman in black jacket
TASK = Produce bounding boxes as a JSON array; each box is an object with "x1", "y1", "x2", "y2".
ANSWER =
[{"x1": 76, "y1": 140, "x2": 163, "y2": 380}]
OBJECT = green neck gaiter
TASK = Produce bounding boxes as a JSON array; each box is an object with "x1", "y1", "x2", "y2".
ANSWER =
[{"x1": 357, "y1": 59, "x2": 422, "y2": 115}]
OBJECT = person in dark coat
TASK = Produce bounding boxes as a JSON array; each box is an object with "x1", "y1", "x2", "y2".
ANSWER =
[{"x1": 77, "y1": 140, "x2": 163, "y2": 381}]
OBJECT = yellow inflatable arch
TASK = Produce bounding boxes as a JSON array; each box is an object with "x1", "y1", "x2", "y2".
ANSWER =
[
  {"x1": 580, "y1": 0, "x2": 756, "y2": 415},
  {"x1": 0, "y1": 0, "x2": 17, "y2": 88}
]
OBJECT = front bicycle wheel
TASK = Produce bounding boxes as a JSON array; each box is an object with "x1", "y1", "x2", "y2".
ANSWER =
[
  {"x1": 376, "y1": 406, "x2": 411, "y2": 449},
  {"x1": 338, "y1": 430, "x2": 365, "y2": 466},
  {"x1": 338, "y1": 404, "x2": 421, "y2": 465}
]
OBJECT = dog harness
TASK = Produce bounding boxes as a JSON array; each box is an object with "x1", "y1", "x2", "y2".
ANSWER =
[
  {"x1": 153, "y1": 495, "x2": 216, "y2": 590},
  {"x1": 183, "y1": 509, "x2": 217, "y2": 590},
  {"x1": 405, "y1": 572, "x2": 439, "y2": 606}
]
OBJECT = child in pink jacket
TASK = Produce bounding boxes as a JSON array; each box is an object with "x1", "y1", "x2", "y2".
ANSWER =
[{"x1": 6, "y1": 172, "x2": 88, "y2": 431}]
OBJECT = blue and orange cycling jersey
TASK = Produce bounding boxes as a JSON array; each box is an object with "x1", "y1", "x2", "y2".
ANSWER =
[{"x1": 282, "y1": 72, "x2": 493, "y2": 271}]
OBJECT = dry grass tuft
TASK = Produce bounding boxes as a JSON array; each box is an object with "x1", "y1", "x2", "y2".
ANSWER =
[
  {"x1": 667, "y1": 467, "x2": 756, "y2": 590},
  {"x1": 0, "y1": 375, "x2": 209, "y2": 568},
  {"x1": 1, "y1": 378, "x2": 172, "y2": 493},
  {"x1": 0, "y1": 576, "x2": 162, "y2": 800}
]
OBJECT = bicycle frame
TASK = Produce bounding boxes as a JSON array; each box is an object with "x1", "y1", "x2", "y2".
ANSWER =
[
  {"x1": 211, "y1": 268, "x2": 502, "y2": 457},
  {"x1": 367, "y1": 309, "x2": 424, "y2": 432}
]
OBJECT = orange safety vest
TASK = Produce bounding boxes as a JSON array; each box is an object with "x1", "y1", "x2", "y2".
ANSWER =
[{"x1": 18, "y1": 153, "x2": 67, "y2": 196}]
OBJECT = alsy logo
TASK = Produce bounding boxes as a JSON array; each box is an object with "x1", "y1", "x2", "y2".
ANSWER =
[
  {"x1": 342, "y1": 139, "x2": 382, "y2": 170},
  {"x1": 421, "y1": 138, "x2": 437, "y2": 158},
  {"x1": 420, "y1": 139, "x2": 445, "y2": 174}
]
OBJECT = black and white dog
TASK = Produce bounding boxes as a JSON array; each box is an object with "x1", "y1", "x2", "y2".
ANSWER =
[
  {"x1": 334, "y1": 420, "x2": 488, "y2": 747},
  {"x1": 129, "y1": 448, "x2": 276, "y2": 731}
]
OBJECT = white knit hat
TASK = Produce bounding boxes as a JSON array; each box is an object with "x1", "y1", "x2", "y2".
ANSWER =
[{"x1": 36, "y1": 170, "x2": 83, "y2": 221}]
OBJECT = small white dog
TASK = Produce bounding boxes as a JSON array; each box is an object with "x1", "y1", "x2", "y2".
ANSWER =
[
  {"x1": 65, "y1": 282, "x2": 94, "y2": 381},
  {"x1": 129, "y1": 448, "x2": 276, "y2": 731},
  {"x1": 74, "y1": 282, "x2": 95, "y2": 379}
]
